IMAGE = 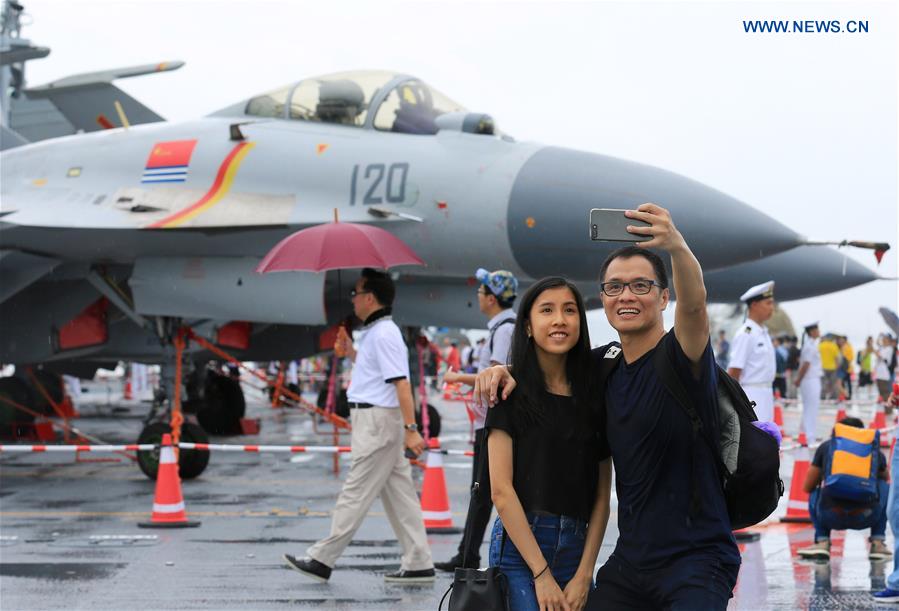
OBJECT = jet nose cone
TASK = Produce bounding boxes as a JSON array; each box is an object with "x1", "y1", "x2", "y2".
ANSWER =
[
  {"x1": 704, "y1": 246, "x2": 881, "y2": 302},
  {"x1": 507, "y1": 147, "x2": 802, "y2": 281}
]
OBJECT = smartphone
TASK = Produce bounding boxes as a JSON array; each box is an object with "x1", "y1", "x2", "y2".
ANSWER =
[
  {"x1": 589, "y1": 208, "x2": 652, "y2": 242},
  {"x1": 404, "y1": 448, "x2": 419, "y2": 459}
]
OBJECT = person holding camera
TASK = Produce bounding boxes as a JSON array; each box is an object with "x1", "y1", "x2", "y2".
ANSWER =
[
  {"x1": 284, "y1": 268, "x2": 435, "y2": 584},
  {"x1": 475, "y1": 204, "x2": 740, "y2": 610}
]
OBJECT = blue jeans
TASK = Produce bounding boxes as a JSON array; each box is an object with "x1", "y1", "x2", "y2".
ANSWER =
[
  {"x1": 489, "y1": 514, "x2": 588, "y2": 611},
  {"x1": 809, "y1": 482, "x2": 888, "y2": 542},
  {"x1": 887, "y1": 449, "x2": 899, "y2": 589}
]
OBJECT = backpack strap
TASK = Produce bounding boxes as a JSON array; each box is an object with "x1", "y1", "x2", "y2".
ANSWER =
[
  {"x1": 651, "y1": 344, "x2": 718, "y2": 521},
  {"x1": 488, "y1": 317, "x2": 516, "y2": 356},
  {"x1": 597, "y1": 343, "x2": 623, "y2": 384}
]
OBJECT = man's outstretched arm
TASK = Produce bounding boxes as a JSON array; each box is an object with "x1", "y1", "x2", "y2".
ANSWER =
[{"x1": 626, "y1": 203, "x2": 708, "y2": 364}]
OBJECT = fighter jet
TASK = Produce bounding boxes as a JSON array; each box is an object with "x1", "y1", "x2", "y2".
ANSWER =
[{"x1": 0, "y1": 1, "x2": 887, "y2": 463}]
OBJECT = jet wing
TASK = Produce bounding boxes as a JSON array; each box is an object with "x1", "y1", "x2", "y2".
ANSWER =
[
  {"x1": 0, "y1": 124, "x2": 29, "y2": 150},
  {"x1": 0, "y1": 250, "x2": 60, "y2": 304},
  {"x1": 24, "y1": 61, "x2": 184, "y2": 133}
]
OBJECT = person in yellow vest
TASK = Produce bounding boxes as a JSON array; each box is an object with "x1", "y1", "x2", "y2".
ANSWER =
[
  {"x1": 858, "y1": 336, "x2": 876, "y2": 400},
  {"x1": 837, "y1": 335, "x2": 855, "y2": 400},
  {"x1": 819, "y1": 334, "x2": 840, "y2": 400}
]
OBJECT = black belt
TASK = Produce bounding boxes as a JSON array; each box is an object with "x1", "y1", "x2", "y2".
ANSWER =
[{"x1": 349, "y1": 402, "x2": 373, "y2": 409}]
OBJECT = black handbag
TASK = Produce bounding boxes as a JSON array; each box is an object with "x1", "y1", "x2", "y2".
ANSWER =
[{"x1": 437, "y1": 435, "x2": 510, "y2": 611}]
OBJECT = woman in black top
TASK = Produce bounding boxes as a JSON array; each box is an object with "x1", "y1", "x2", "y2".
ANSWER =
[{"x1": 487, "y1": 277, "x2": 613, "y2": 611}]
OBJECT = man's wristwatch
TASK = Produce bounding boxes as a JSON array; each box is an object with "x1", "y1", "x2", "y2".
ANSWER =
[{"x1": 404, "y1": 423, "x2": 420, "y2": 432}]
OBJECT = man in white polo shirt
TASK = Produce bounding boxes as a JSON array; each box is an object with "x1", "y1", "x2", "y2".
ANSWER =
[{"x1": 284, "y1": 268, "x2": 435, "y2": 584}]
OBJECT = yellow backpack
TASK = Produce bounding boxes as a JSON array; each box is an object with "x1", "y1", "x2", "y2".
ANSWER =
[{"x1": 823, "y1": 423, "x2": 880, "y2": 503}]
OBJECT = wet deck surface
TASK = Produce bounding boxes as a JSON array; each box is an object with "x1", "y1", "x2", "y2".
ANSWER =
[{"x1": 1, "y1": 384, "x2": 894, "y2": 610}]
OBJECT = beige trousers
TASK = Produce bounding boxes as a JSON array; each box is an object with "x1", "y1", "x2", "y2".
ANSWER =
[{"x1": 306, "y1": 407, "x2": 432, "y2": 570}]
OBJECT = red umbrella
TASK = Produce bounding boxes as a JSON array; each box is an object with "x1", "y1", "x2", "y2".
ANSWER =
[
  {"x1": 254, "y1": 212, "x2": 426, "y2": 436},
  {"x1": 255, "y1": 214, "x2": 425, "y2": 273}
]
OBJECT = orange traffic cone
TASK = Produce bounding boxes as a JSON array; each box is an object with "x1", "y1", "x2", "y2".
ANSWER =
[
  {"x1": 797, "y1": 432, "x2": 807, "y2": 447},
  {"x1": 871, "y1": 396, "x2": 886, "y2": 427},
  {"x1": 139, "y1": 434, "x2": 200, "y2": 528},
  {"x1": 871, "y1": 397, "x2": 888, "y2": 448},
  {"x1": 420, "y1": 438, "x2": 462, "y2": 534},
  {"x1": 881, "y1": 426, "x2": 894, "y2": 449},
  {"x1": 773, "y1": 391, "x2": 785, "y2": 436},
  {"x1": 781, "y1": 447, "x2": 812, "y2": 523},
  {"x1": 123, "y1": 378, "x2": 133, "y2": 401},
  {"x1": 835, "y1": 406, "x2": 847, "y2": 424}
]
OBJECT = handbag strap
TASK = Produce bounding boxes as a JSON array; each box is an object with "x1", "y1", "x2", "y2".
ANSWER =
[
  {"x1": 461, "y1": 429, "x2": 506, "y2": 567},
  {"x1": 437, "y1": 582, "x2": 453, "y2": 611}
]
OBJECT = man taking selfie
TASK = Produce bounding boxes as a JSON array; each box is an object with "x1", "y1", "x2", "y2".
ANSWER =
[{"x1": 476, "y1": 204, "x2": 740, "y2": 610}]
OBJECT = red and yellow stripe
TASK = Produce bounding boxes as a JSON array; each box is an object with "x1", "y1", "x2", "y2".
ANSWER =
[{"x1": 147, "y1": 141, "x2": 256, "y2": 229}]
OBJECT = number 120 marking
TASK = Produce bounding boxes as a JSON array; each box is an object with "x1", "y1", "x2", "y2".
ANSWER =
[{"x1": 350, "y1": 163, "x2": 410, "y2": 205}]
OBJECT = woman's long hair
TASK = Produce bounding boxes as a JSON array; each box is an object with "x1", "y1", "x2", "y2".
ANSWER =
[{"x1": 507, "y1": 277, "x2": 595, "y2": 425}]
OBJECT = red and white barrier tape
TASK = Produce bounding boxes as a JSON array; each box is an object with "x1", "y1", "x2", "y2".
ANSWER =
[
  {"x1": 0, "y1": 444, "x2": 153, "y2": 452},
  {"x1": 177, "y1": 443, "x2": 473, "y2": 456},
  {"x1": 778, "y1": 398, "x2": 880, "y2": 407},
  {"x1": 0, "y1": 442, "x2": 474, "y2": 456},
  {"x1": 177, "y1": 442, "x2": 351, "y2": 453},
  {"x1": 779, "y1": 423, "x2": 899, "y2": 453}
]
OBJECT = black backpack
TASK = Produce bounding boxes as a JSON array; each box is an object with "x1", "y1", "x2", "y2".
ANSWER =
[{"x1": 597, "y1": 340, "x2": 784, "y2": 531}]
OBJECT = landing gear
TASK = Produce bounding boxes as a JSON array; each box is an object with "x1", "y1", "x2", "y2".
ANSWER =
[
  {"x1": 136, "y1": 420, "x2": 210, "y2": 480},
  {"x1": 135, "y1": 319, "x2": 214, "y2": 480},
  {"x1": 0, "y1": 376, "x2": 35, "y2": 436}
]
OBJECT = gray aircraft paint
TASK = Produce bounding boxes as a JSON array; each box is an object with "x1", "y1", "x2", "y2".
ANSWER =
[
  {"x1": 130, "y1": 257, "x2": 326, "y2": 325},
  {"x1": 507, "y1": 147, "x2": 802, "y2": 279},
  {"x1": 0, "y1": 60, "x2": 886, "y2": 366}
]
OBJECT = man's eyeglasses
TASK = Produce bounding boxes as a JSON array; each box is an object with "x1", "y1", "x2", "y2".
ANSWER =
[
  {"x1": 600, "y1": 280, "x2": 660, "y2": 297},
  {"x1": 350, "y1": 289, "x2": 372, "y2": 298}
]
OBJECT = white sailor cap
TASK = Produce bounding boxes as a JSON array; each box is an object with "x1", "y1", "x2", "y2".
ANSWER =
[
  {"x1": 740, "y1": 280, "x2": 775, "y2": 303},
  {"x1": 804, "y1": 321, "x2": 819, "y2": 331}
]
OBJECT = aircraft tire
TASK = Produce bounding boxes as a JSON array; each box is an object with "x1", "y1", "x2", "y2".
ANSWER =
[
  {"x1": 178, "y1": 422, "x2": 210, "y2": 479},
  {"x1": 137, "y1": 421, "x2": 211, "y2": 480},
  {"x1": 26, "y1": 370, "x2": 65, "y2": 416},
  {"x1": 0, "y1": 377, "x2": 36, "y2": 435},
  {"x1": 197, "y1": 372, "x2": 245, "y2": 435}
]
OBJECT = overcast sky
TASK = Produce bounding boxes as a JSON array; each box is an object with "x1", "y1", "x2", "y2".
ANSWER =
[{"x1": 15, "y1": 0, "x2": 898, "y2": 345}]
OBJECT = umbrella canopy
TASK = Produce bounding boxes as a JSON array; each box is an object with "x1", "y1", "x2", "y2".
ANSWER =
[{"x1": 256, "y1": 221, "x2": 425, "y2": 273}]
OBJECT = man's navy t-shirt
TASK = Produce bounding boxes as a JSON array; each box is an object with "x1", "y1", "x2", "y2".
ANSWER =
[{"x1": 596, "y1": 330, "x2": 741, "y2": 570}]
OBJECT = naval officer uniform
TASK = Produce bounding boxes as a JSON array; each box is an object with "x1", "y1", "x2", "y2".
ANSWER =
[
  {"x1": 728, "y1": 282, "x2": 777, "y2": 422},
  {"x1": 797, "y1": 322, "x2": 823, "y2": 445}
]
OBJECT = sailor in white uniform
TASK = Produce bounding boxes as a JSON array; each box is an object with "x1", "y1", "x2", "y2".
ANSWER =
[
  {"x1": 727, "y1": 281, "x2": 777, "y2": 423},
  {"x1": 794, "y1": 322, "x2": 822, "y2": 445}
]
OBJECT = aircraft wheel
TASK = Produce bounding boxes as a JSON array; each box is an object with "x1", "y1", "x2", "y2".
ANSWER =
[
  {"x1": 136, "y1": 421, "x2": 211, "y2": 480},
  {"x1": 178, "y1": 422, "x2": 210, "y2": 479},
  {"x1": 197, "y1": 372, "x2": 245, "y2": 435},
  {"x1": 0, "y1": 377, "x2": 35, "y2": 435},
  {"x1": 26, "y1": 370, "x2": 65, "y2": 416}
]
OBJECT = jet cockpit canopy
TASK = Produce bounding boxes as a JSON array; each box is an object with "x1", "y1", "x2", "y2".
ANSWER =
[{"x1": 244, "y1": 70, "x2": 472, "y2": 135}]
